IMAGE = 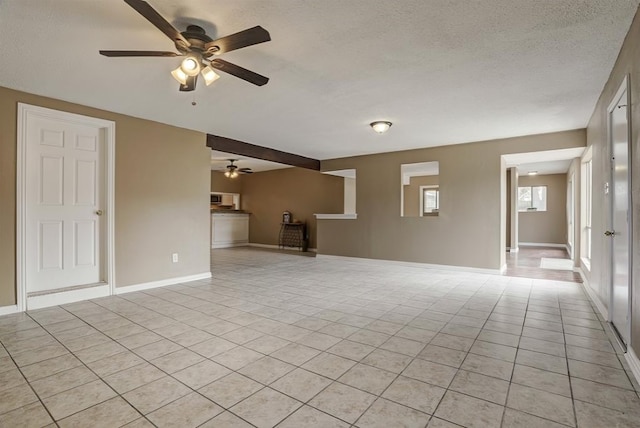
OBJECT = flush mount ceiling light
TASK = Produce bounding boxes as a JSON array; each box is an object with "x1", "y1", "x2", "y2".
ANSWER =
[
  {"x1": 370, "y1": 121, "x2": 392, "y2": 134},
  {"x1": 99, "y1": 0, "x2": 271, "y2": 92},
  {"x1": 528, "y1": 171, "x2": 538, "y2": 175}
]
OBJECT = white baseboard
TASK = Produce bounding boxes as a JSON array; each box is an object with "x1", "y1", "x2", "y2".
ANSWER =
[
  {"x1": 212, "y1": 241, "x2": 249, "y2": 249},
  {"x1": 625, "y1": 347, "x2": 640, "y2": 386},
  {"x1": 115, "y1": 272, "x2": 212, "y2": 295},
  {"x1": 27, "y1": 284, "x2": 111, "y2": 310},
  {"x1": 500, "y1": 264, "x2": 507, "y2": 274},
  {"x1": 519, "y1": 242, "x2": 567, "y2": 248},
  {"x1": 509, "y1": 247, "x2": 519, "y2": 253},
  {"x1": 576, "y1": 267, "x2": 609, "y2": 320},
  {"x1": 248, "y1": 243, "x2": 317, "y2": 253},
  {"x1": 0, "y1": 305, "x2": 20, "y2": 316},
  {"x1": 316, "y1": 254, "x2": 503, "y2": 275}
]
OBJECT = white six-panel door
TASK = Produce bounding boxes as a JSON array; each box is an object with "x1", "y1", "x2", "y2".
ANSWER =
[{"x1": 25, "y1": 115, "x2": 104, "y2": 293}]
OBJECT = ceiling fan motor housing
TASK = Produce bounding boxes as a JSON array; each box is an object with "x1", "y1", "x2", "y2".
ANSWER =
[{"x1": 179, "y1": 25, "x2": 219, "y2": 56}]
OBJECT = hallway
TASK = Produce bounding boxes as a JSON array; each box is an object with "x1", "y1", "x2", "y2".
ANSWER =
[{"x1": 504, "y1": 247, "x2": 583, "y2": 283}]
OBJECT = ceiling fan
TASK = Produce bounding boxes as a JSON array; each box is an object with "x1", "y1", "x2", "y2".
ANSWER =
[
  {"x1": 100, "y1": 0, "x2": 271, "y2": 91},
  {"x1": 225, "y1": 160, "x2": 253, "y2": 178}
]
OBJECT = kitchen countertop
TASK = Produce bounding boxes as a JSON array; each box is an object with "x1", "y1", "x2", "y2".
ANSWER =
[{"x1": 211, "y1": 209, "x2": 250, "y2": 214}]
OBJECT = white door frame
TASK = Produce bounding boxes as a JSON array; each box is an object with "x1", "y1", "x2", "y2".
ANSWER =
[
  {"x1": 606, "y1": 75, "x2": 633, "y2": 344},
  {"x1": 16, "y1": 103, "x2": 116, "y2": 311}
]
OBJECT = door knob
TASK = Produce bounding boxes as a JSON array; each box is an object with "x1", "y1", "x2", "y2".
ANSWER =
[
  {"x1": 95, "y1": 210, "x2": 103, "y2": 216},
  {"x1": 604, "y1": 230, "x2": 615, "y2": 236}
]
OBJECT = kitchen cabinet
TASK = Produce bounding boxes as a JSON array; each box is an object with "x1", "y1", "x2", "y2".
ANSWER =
[{"x1": 211, "y1": 213, "x2": 249, "y2": 248}]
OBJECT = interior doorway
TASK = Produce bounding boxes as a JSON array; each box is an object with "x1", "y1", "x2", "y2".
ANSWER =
[
  {"x1": 17, "y1": 104, "x2": 115, "y2": 310},
  {"x1": 607, "y1": 76, "x2": 632, "y2": 347}
]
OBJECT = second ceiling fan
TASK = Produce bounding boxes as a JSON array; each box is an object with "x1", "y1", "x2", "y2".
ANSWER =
[
  {"x1": 225, "y1": 160, "x2": 253, "y2": 178},
  {"x1": 100, "y1": 0, "x2": 271, "y2": 91}
]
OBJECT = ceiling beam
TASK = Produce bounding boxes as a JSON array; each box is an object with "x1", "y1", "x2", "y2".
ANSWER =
[{"x1": 207, "y1": 134, "x2": 320, "y2": 171}]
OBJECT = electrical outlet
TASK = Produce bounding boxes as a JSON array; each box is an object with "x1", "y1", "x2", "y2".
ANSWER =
[{"x1": 172, "y1": 253, "x2": 179, "y2": 263}]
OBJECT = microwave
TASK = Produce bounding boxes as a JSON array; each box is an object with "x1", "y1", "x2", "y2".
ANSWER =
[{"x1": 210, "y1": 194, "x2": 222, "y2": 204}]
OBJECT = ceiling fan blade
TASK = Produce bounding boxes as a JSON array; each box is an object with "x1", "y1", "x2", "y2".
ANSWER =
[
  {"x1": 239, "y1": 169, "x2": 253, "y2": 174},
  {"x1": 179, "y1": 75, "x2": 197, "y2": 92},
  {"x1": 99, "y1": 50, "x2": 180, "y2": 57},
  {"x1": 205, "y1": 26, "x2": 270, "y2": 54},
  {"x1": 124, "y1": 0, "x2": 190, "y2": 48},
  {"x1": 210, "y1": 59, "x2": 269, "y2": 86}
]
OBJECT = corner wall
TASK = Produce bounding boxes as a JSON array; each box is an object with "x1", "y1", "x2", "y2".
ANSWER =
[
  {"x1": 0, "y1": 86, "x2": 211, "y2": 306},
  {"x1": 318, "y1": 130, "x2": 585, "y2": 270}
]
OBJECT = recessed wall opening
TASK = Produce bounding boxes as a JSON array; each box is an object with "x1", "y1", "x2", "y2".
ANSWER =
[
  {"x1": 322, "y1": 169, "x2": 357, "y2": 215},
  {"x1": 400, "y1": 161, "x2": 439, "y2": 217}
]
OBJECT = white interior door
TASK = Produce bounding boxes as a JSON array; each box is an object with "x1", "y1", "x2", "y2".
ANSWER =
[
  {"x1": 25, "y1": 115, "x2": 105, "y2": 294},
  {"x1": 608, "y1": 79, "x2": 631, "y2": 345}
]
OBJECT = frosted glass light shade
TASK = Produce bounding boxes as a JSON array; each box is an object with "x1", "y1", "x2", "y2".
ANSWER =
[
  {"x1": 201, "y1": 66, "x2": 220, "y2": 86},
  {"x1": 370, "y1": 121, "x2": 392, "y2": 134},
  {"x1": 181, "y1": 56, "x2": 201, "y2": 76},
  {"x1": 171, "y1": 67, "x2": 188, "y2": 85}
]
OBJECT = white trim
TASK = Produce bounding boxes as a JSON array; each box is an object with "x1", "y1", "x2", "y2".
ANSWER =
[
  {"x1": 314, "y1": 213, "x2": 357, "y2": 220},
  {"x1": 577, "y1": 267, "x2": 609, "y2": 320},
  {"x1": 0, "y1": 305, "x2": 20, "y2": 316},
  {"x1": 519, "y1": 242, "x2": 567, "y2": 248},
  {"x1": 115, "y1": 272, "x2": 212, "y2": 295},
  {"x1": 316, "y1": 254, "x2": 503, "y2": 275},
  {"x1": 248, "y1": 243, "x2": 317, "y2": 252},
  {"x1": 16, "y1": 104, "x2": 116, "y2": 311},
  {"x1": 508, "y1": 247, "x2": 519, "y2": 253},
  {"x1": 500, "y1": 264, "x2": 507, "y2": 274},
  {"x1": 27, "y1": 284, "x2": 110, "y2": 310},
  {"x1": 625, "y1": 347, "x2": 640, "y2": 386},
  {"x1": 212, "y1": 241, "x2": 249, "y2": 249},
  {"x1": 580, "y1": 257, "x2": 591, "y2": 272}
]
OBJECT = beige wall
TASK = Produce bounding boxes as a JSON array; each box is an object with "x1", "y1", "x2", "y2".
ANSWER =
[
  {"x1": 0, "y1": 86, "x2": 211, "y2": 305},
  {"x1": 241, "y1": 168, "x2": 344, "y2": 249},
  {"x1": 584, "y1": 7, "x2": 640, "y2": 350},
  {"x1": 518, "y1": 174, "x2": 568, "y2": 245},
  {"x1": 211, "y1": 171, "x2": 244, "y2": 195},
  {"x1": 403, "y1": 175, "x2": 439, "y2": 217},
  {"x1": 318, "y1": 129, "x2": 585, "y2": 270}
]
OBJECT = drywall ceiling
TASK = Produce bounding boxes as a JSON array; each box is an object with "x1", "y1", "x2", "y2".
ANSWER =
[
  {"x1": 0, "y1": 1, "x2": 637, "y2": 160},
  {"x1": 517, "y1": 160, "x2": 573, "y2": 175},
  {"x1": 210, "y1": 150, "x2": 290, "y2": 172}
]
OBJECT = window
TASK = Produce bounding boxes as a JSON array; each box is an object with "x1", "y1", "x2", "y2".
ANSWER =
[
  {"x1": 517, "y1": 186, "x2": 547, "y2": 212},
  {"x1": 422, "y1": 186, "x2": 439, "y2": 215}
]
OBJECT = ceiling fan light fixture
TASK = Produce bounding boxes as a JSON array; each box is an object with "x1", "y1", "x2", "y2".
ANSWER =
[
  {"x1": 201, "y1": 66, "x2": 221, "y2": 86},
  {"x1": 170, "y1": 66, "x2": 188, "y2": 85},
  {"x1": 181, "y1": 55, "x2": 201, "y2": 76},
  {"x1": 224, "y1": 170, "x2": 231, "y2": 177},
  {"x1": 370, "y1": 121, "x2": 392, "y2": 134},
  {"x1": 231, "y1": 170, "x2": 239, "y2": 178}
]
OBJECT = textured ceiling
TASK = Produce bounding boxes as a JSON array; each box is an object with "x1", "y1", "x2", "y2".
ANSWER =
[{"x1": 0, "y1": 1, "x2": 637, "y2": 160}]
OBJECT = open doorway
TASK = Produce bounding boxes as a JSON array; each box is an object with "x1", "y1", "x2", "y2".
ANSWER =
[{"x1": 502, "y1": 148, "x2": 584, "y2": 281}]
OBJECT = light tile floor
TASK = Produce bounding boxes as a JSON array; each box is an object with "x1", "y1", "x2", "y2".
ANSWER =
[{"x1": 1, "y1": 247, "x2": 639, "y2": 427}]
